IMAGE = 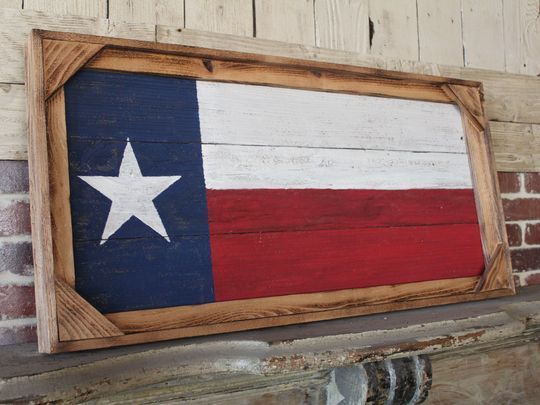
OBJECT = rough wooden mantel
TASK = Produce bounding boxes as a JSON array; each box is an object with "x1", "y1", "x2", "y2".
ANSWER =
[{"x1": 0, "y1": 286, "x2": 538, "y2": 403}]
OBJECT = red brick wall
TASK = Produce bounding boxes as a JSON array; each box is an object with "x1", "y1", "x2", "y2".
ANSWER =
[
  {"x1": 499, "y1": 173, "x2": 540, "y2": 287},
  {"x1": 0, "y1": 161, "x2": 37, "y2": 345},
  {"x1": 0, "y1": 161, "x2": 538, "y2": 345}
]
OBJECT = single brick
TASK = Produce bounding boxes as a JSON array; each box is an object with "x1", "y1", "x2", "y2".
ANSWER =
[
  {"x1": 522, "y1": 272, "x2": 540, "y2": 286},
  {"x1": 0, "y1": 161, "x2": 29, "y2": 193},
  {"x1": 0, "y1": 324, "x2": 37, "y2": 345},
  {"x1": 505, "y1": 224, "x2": 522, "y2": 247},
  {"x1": 525, "y1": 173, "x2": 540, "y2": 193},
  {"x1": 498, "y1": 172, "x2": 521, "y2": 193},
  {"x1": 510, "y1": 248, "x2": 540, "y2": 272},
  {"x1": 525, "y1": 223, "x2": 540, "y2": 245},
  {"x1": 0, "y1": 200, "x2": 30, "y2": 236},
  {"x1": 0, "y1": 242, "x2": 33, "y2": 276},
  {"x1": 502, "y1": 199, "x2": 540, "y2": 221},
  {"x1": 0, "y1": 285, "x2": 35, "y2": 319}
]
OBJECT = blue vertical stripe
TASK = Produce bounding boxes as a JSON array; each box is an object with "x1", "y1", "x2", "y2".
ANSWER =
[{"x1": 65, "y1": 70, "x2": 214, "y2": 313}]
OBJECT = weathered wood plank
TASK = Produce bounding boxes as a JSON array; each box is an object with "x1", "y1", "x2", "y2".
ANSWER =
[
  {"x1": 25, "y1": 29, "x2": 59, "y2": 354},
  {"x1": 55, "y1": 279, "x2": 123, "y2": 341},
  {"x1": 196, "y1": 81, "x2": 466, "y2": 153},
  {"x1": 502, "y1": 0, "x2": 540, "y2": 76},
  {"x1": 368, "y1": 0, "x2": 418, "y2": 61},
  {"x1": 23, "y1": 0, "x2": 107, "y2": 18},
  {"x1": 417, "y1": 0, "x2": 463, "y2": 66},
  {"x1": 0, "y1": 0, "x2": 22, "y2": 8},
  {"x1": 254, "y1": 0, "x2": 315, "y2": 45},
  {"x1": 314, "y1": 0, "x2": 369, "y2": 53},
  {"x1": 201, "y1": 144, "x2": 472, "y2": 190},
  {"x1": 0, "y1": 83, "x2": 26, "y2": 160},
  {"x1": 108, "y1": 0, "x2": 184, "y2": 26},
  {"x1": 87, "y1": 48, "x2": 450, "y2": 103},
  {"x1": 185, "y1": 0, "x2": 253, "y2": 36},
  {"x1": 43, "y1": 39, "x2": 104, "y2": 98},
  {"x1": 491, "y1": 121, "x2": 540, "y2": 171},
  {"x1": 0, "y1": 8, "x2": 155, "y2": 83},
  {"x1": 462, "y1": 0, "x2": 505, "y2": 71},
  {"x1": 47, "y1": 88, "x2": 76, "y2": 287}
]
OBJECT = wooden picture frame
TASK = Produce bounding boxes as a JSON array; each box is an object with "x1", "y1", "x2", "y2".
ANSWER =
[{"x1": 26, "y1": 30, "x2": 514, "y2": 353}]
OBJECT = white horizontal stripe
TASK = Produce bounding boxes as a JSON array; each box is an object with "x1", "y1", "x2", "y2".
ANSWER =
[
  {"x1": 202, "y1": 145, "x2": 473, "y2": 190},
  {"x1": 196, "y1": 81, "x2": 467, "y2": 153}
]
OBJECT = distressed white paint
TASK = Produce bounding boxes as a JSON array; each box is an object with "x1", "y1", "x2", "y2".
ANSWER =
[
  {"x1": 79, "y1": 140, "x2": 181, "y2": 244},
  {"x1": 196, "y1": 81, "x2": 467, "y2": 153},
  {"x1": 201, "y1": 144, "x2": 473, "y2": 190}
]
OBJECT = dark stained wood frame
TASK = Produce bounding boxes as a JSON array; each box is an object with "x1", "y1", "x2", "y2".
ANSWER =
[{"x1": 26, "y1": 30, "x2": 514, "y2": 353}]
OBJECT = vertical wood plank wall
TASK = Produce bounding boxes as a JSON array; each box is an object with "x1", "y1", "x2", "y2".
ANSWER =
[{"x1": 0, "y1": 0, "x2": 539, "y2": 346}]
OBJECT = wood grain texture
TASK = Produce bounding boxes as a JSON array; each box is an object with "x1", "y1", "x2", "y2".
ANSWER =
[
  {"x1": 196, "y1": 80, "x2": 466, "y2": 153},
  {"x1": 86, "y1": 48, "x2": 451, "y2": 103},
  {"x1": 461, "y1": 111, "x2": 514, "y2": 292},
  {"x1": 23, "y1": 0, "x2": 107, "y2": 17},
  {"x1": 55, "y1": 279, "x2": 123, "y2": 341},
  {"x1": 109, "y1": 0, "x2": 184, "y2": 26},
  {"x1": 503, "y1": 0, "x2": 540, "y2": 75},
  {"x1": 417, "y1": 0, "x2": 463, "y2": 66},
  {"x1": 491, "y1": 121, "x2": 540, "y2": 171},
  {"x1": 43, "y1": 39, "x2": 103, "y2": 98},
  {"x1": 443, "y1": 84, "x2": 485, "y2": 130},
  {"x1": 185, "y1": 0, "x2": 253, "y2": 36},
  {"x1": 314, "y1": 0, "x2": 369, "y2": 53},
  {"x1": 254, "y1": 0, "x2": 315, "y2": 45},
  {"x1": 155, "y1": 25, "x2": 540, "y2": 124},
  {"x1": 462, "y1": 0, "x2": 505, "y2": 71},
  {"x1": 368, "y1": 0, "x2": 418, "y2": 60},
  {"x1": 59, "y1": 284, "x2": 515, "y2": 353},
  {"x1": 46, "y1": 88, "x2": 76, "y2": 287},
  {"x1": 105, "y1": 277, "x2": 480, "y2": 333},
  {"x1": 25, "y1": 30, "x2": 59, "y2": 353},
  {"x1": 0, "y1": 83, "x2": 26, "y2": 160},
  {"x1": 429, "y1": 343, "x2": 540, "y2": 404},
  {"x1": 0, "y1": 8, "x2": 155, "y2": 83}
]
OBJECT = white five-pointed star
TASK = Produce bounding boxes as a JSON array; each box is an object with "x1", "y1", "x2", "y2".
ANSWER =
[{"x1": 79, "y1": 139, "x2": 181, "y2": 245}]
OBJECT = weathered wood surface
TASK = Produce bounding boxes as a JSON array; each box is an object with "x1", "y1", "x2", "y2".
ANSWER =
[
  {"x1": 86, "y1": 48, "x2": 451, "y2": 103},
  {"x1": 25, "y1": 29, "x2": 58, "y2": 354},
  {"x1": 502, "y1": 0, "x2": 540, "y2": 75},
  {"x1": 428, "y1": 342, "x2": 540, "y2": 404},
  {"x1": 156, "y1": 26, "x2": 540, "y2": 125},
  {"x1": 417, "y1": 0, "x2": 463, "y2": 66},
  {"x1": 491, "y1": 121, "x2": 540, "y2": 171},
  {"x1": 462, "y1": 0, "x2": 505, "y2": 71},
  {"x1": 314, "y1": 0, "x2": 369, "y2": 54},
  {"x1": 108, "y1": 0, "x2": 184, "y2": 26},
  {"x1": 0, "y1": 8, "x2": 155, "y2": 83},
  {"x1": 55, "y1": 279, "x2": 123, "y2": 341},
  {"x1": 0, "y1": 286, "x2": 538, "y2": 402},
  {"x1": 185, "y1": 0, "x2": 252, "y2": 36},
  {"x1": 46, "y1": 88, "x2": 75, "y2": 287},
  {"x1": 42, "y1": 39, "x2": 103, "y2": 98},
  {"x1": 254, "y1": 0, "x2": 315, "y2": 45},
  {"x1": 23, "y1": 0, "x2": 107, "y2": 18},
  {"x1": 0, "y1": 83, "x2": 26, "y2": 159},
  {"x1": 369, "y1": 0, "x2": 418, "y2": 61}
]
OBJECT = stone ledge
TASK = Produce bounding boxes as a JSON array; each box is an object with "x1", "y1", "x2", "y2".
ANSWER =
[{"x1": 0, "y1": 286, "x2": 539, "y2": 403}]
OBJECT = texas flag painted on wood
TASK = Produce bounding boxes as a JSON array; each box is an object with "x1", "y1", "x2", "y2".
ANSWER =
[{"x1": 65, "y1": 69, "x2": 485, "y2": 314}]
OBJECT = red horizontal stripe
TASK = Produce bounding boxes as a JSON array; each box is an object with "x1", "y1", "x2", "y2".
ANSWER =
[
  {"x1": 207, "y1": 189, "x2": 478, "y2": 233},
  {"x1": 210, "y1": 223, "x2": 484, "y2": 301}
]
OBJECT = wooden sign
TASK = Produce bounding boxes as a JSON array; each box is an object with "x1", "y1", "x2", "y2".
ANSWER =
[{"x1": 26, "y1": 30, "x2": 514, "y2": 353}]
